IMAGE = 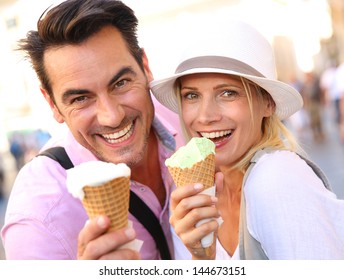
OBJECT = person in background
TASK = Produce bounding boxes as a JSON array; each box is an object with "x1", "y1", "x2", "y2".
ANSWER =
[
  {"x1": 300, "y1": 71, "x2": 325, "y2": 142},
  {"x1": 320, "y1": 60, "x2": 343, "y2": 139},
  {"x1": 151, "y1": 20, "x2": 344, "y2": 259},
  {"x1": 0, "y1": 152, "x2": 4, "y2": 200},
  {"x1": 1, "y1": 0, "x2": 183, "y2": 260},
  {"x1": 9, "y1": 132, "x2": 25, "y2": 172},
  {"x1": 336, "y1": 62, "x2": 344, "y2": 141}
]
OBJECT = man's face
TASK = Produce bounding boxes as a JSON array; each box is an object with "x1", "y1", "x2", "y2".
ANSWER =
[{"x1": 42, "y1": 26, "x2": 154, "y2": 166}]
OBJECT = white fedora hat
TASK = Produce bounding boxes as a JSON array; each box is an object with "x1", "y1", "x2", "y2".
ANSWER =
[{"x1": 150, "y1": 20, "x2": 303, "y2": 120}]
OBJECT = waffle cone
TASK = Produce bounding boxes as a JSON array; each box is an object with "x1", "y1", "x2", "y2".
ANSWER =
[
  {"x1": 82, "y1": 176, "x2": 130, "y2": 232},
  {"x1": 168, "y1": 153, "x2": 215, "y2": 189}
]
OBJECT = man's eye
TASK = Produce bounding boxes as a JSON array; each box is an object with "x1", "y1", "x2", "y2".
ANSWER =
[
  {"x1": 115, "y1": 79, "x2": 129, "y2": 89},
  {"x1": 71, "y1": 96, "x2": 87, "y2": 104}
]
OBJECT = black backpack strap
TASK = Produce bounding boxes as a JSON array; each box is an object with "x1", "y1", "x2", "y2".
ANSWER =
[
  {"x1": 37, "y1": 146, "x2": 172, "y2": 259},
  {"x1": 37, "y1": 147, "x2": 74, "y2": 169},
  {"x1": 129, "y1": 191, "x2": 171, "y2": 260}
]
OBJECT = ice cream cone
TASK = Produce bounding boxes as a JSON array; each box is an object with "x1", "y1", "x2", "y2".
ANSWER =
[
  {"x1": 165, "y1": 138, "x2": 217, "y2": 253},
  {"x1": 82, "y1": 176, "x2": 130, "y2": 232},
  {"x1": 167, "y1": 153, "x2": 215, "y2": 189}
]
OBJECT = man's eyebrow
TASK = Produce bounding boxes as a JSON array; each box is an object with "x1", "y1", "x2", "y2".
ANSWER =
[
  {"x1": 61, "y1": 89, "x2": 89, "y2": 104},
  {"x1": 107, "y1": 66, "x2": 137, "y2": 88}
]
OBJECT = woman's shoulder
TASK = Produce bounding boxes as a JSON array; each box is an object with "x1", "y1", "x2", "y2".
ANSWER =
[
  {"x1": 250, "y1": 149, "x2": 316, "y2": 179},
  {"x1": 245, "y1": 149, "x2": 322, "y2": 196},
  {"x1": 253, "y1": 149, "x2": 303, "y2": 170}
]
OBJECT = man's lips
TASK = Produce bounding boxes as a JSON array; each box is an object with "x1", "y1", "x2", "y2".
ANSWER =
[{"x1": 101, "y1": 122, "x2": 134, "y2": 144}]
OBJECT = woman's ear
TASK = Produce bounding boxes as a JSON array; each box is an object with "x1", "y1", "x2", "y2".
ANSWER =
[
  {"x1": 263, "y1": 95, "x2": 276, "y2": 117},
  {"x1": 40, "y1": 88, "x2": 65, "y2": 123}
]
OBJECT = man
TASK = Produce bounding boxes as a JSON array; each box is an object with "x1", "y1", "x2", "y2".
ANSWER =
[{"x1": 1, "y1": 0, "x2": 183, "y2": 259}]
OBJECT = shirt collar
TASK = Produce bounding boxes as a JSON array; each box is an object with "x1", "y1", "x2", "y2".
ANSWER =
[{"x1": 152, "y1": 116, "x2": 176, "y2": 152}]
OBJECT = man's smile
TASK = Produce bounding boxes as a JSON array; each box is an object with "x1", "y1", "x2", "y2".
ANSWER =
[{"x1": 101, "y1": 122, "x2": 134, "y2": 144}]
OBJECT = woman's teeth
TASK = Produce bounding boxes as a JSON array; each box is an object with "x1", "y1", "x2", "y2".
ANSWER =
[{"x1": 200, "y1": 130, "x2": 232, "y2": 139}]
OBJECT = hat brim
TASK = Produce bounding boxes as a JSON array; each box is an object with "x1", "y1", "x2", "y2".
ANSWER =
[{"x1": 150, "y1": 68, "x2": 303, "y2": 120}]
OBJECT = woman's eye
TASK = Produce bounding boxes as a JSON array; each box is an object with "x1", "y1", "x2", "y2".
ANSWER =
[
  {"x1": 221, "y1": 89, "x2": 240, "y2": 100},
  {"x1": 222, "y1": 90, "x2": 236, "y2": 96},
  {"x1": 183, "y1": 92, "x2": 198, "y2": 100}
]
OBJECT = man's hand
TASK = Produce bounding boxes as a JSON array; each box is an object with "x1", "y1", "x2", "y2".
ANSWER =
[{"x1": 78, "y1": 215, "x2": 140, "y2": 260}]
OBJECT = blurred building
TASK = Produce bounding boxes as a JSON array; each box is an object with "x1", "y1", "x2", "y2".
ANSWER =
[{"x1": 325, "y1": 0, "x2": 344, "y2": 64}]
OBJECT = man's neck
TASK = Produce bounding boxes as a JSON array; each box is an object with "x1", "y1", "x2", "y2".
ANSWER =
[{"x1": 131, "y1": 130, "x2": 166, "y2": 206}]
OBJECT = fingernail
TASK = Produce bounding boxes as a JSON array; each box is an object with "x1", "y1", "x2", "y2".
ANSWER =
[
  {"x1": 84, "y1": 219, "x2": 90, "y2": 227},
  {"x1": 194, "y1": 183, "x2": 203, "y2": 190},
  {"x1": 124, "y1": 227, "x2": 136, "y2": 239},
  {"x1": 97, "y1": 216, "x2": 107, "y2": 229}
]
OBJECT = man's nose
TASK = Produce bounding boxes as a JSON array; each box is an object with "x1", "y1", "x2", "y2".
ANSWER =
[{"x1": 96, "y1": 95, "x2": 125, "y2": 127}]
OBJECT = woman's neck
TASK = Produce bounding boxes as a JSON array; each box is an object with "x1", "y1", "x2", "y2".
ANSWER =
[{"x1": 216, "y1": 167, "x2": 243, "y2": 256}]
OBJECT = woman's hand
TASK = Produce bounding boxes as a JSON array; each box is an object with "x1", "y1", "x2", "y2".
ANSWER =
[{"x1": 170, "y1": 172, "x2": 223, "y2": 259}]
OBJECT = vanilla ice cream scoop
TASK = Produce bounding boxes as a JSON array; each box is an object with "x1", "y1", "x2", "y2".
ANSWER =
[
  {"x1": 66, "y1": 161, "x2": 130, "y2": 200},
  {"x1": 65, "y1": 160, "x2": 143, "y2": 251}
]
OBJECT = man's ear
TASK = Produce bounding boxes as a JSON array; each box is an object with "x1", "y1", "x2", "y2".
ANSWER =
[
  {"x1": 141, "y1": 48, "x2": 153, "y2": 82},
  {"x1": 40, "y1": 88, "x2": 65, "y2": 123}
]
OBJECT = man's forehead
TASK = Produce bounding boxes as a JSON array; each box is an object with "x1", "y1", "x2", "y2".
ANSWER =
[{"x1": 43, "y1": 26, "x2": 136, "y2": 82}]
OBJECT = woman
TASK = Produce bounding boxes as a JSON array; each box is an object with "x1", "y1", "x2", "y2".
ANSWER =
[{"x1": 150, "y1": 20, "x2": 344, "y2": 259}]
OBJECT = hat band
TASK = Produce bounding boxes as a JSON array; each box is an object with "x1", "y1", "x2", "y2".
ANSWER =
[{"x1": 176, "y1": 56, "x2": 266, "y2": 78}]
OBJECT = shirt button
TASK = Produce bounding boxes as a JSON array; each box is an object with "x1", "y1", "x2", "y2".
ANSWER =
[{"x1": 139, "y1": 187, "x2": 145, "y2": 192}]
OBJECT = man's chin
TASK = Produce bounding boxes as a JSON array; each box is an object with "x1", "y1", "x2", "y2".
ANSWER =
[{"x1": 95, "y1": 147, "x2": 145, "y2": 167}]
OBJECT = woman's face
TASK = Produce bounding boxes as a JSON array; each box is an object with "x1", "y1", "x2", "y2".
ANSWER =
[{"x1": 180, "y1": 73, "x2": 272, "y2": 168}]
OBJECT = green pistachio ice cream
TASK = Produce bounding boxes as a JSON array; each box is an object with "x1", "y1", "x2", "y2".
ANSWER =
[
  {"x1": 165, "y1": 137, "x2": 218, "y2": 249},
  {"x1": 165, "y1": 137, "x2": 215, "y2": 169}
]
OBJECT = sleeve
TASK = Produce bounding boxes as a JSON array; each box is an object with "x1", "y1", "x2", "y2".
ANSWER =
[
  {"x1": 244, "y1": 150, "x2": 344, "y2": 259},
  {"x1": 1, "y1": 157, "x2": 85, "y2": 259},
  {"x1": 170, "y1": 224, "x2": 192, "y2": 260},
  {"x1": 2, "y1": 216, "x2": 74, "y2": 260},
  {"x1": 152, "y1": 95, "x2": 185, "y2": 149}
]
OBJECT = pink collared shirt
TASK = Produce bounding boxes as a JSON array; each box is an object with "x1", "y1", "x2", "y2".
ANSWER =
[{"x1": 1, "y1": 112, "x2": 184, "y2": 259}]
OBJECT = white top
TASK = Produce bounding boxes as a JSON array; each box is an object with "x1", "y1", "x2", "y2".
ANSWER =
[
  {"x1": 215, "y1": 240, "x2": 239, "y2": 260},
  {"x1": 173, "y1": 150, "x2": 344, "y2": 259}
]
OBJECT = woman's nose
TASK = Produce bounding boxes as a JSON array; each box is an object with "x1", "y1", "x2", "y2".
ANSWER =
[{"x1": 197, "y1": 98, "x2": 222, "y2": 124}]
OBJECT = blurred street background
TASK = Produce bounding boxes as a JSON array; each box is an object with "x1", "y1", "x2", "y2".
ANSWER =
[{"x1": 1, "y1": 0, "x2": 344, "y2": 260}]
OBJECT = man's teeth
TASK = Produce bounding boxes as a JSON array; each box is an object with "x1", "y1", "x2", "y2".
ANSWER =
[
  {"x1": 102, "y1": 123, "x2": 133, "y2": 144},
  {"x1": 200, "y1": 130, "x2": 232, "y2": 139}
]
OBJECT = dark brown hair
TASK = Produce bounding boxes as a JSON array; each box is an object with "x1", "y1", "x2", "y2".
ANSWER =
[{"x1": 18, "y1": 0, "x2": 143, "y2": 101}]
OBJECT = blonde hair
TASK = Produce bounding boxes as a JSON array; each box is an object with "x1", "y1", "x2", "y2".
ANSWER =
[{"x1": 175, "y1": 75, "x2": 302, "y2": 172}]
